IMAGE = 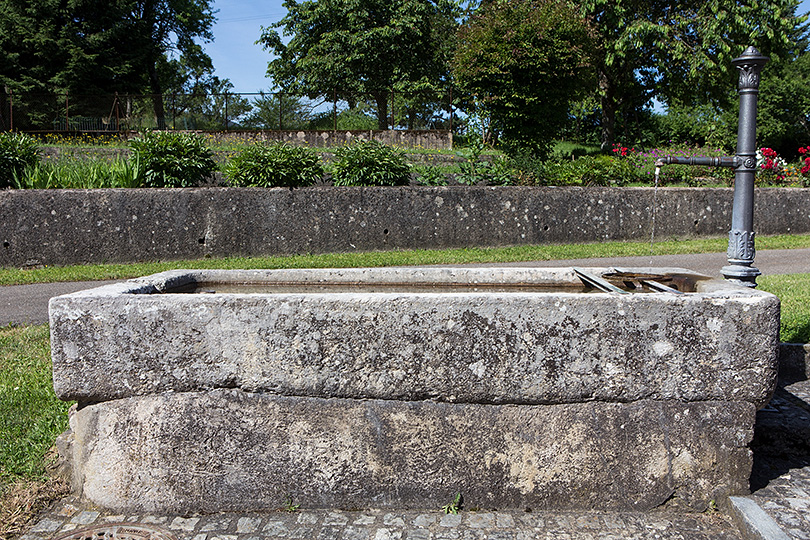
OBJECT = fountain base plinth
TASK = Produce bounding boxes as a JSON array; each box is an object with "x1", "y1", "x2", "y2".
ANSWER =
[{"x1": 65, "y1": 391, "x2": 753, "y2": 514}]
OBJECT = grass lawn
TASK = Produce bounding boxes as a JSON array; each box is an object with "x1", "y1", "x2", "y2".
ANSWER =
[
  {"x1": 0, "y1": 325, "x2": 70, "y2": 540},
  {"x1": 759, "y1": 273, "x2": 810, "y2": 344},
  {"x1": 3, "y1": 234, "x2": 810, "y2": 286},
  {"x1": 1, "y1": 238, "x2": 808, "y2": 535}
]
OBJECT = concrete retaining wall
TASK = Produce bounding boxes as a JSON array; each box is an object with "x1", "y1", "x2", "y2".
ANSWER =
[{"x1": 2, "y1": 186, "x2": 809, "y2": 267}]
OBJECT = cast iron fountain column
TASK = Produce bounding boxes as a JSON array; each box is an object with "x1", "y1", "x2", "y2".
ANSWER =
[
  {"x1": 722, "y1": 46, "x2": 769, "y2": 287},
  {"x1": 656, "y1": 46, "x2": 769, "y2": 287}
]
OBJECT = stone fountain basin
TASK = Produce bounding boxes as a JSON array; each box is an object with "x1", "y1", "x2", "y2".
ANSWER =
[
  {"x1": 50, "y1": 267, "x2": 781, "y2": 513},
  {"x1": 51, "y1": 267, "x2": 779, "y2": 406}
]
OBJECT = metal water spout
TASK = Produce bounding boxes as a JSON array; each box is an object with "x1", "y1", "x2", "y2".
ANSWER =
[{"x1": 655, "y1": 46, "x2": 769, "y2": 287}]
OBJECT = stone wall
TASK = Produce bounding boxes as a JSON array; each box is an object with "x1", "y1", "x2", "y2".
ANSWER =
[
  {"x1": 1, "y1": 186, "x2": 809, "y2": 267},
  {"x1": 35, "y1": 129, "x2": 452, "y2": 151},
  {"x1": 200, "y1": 129, "x2": 453, "y2": 149}
]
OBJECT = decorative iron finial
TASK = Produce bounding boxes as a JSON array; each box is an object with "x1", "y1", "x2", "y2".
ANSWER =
[{"x1": 732, "y1": 47, "x2": 769, "y2": 93}]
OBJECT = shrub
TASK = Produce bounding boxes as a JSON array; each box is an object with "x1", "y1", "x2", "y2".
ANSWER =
[
  {"x1": 454, "y1": 127, "x2": 515, "y2": 186},
  {"x1": 415, "y1": 165, "x2": 449, "y2": 186},
  {"x1": 508, "y1": 151, "x2": 547, "y2": 185},
  {"x1": 226, "y1": 143, "x2": 323, "y2": 187},
  {"x1": 129, "y1": 131, "x2": 216, "y2": 188},
  {"x1": 332, "y1": 140, "x2": 411, "y2": 186},
  {"x1": 540, "y1": 155, "x2": 638, "y2": 186},
  {"x1": 616, "y1": 144, "x2": 735, "y2": 186},
  {"x1": 0, "y1": 133, "x2": 39, "y2": 188}
]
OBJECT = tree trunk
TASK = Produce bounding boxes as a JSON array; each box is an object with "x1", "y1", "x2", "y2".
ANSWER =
[
  {"x1": 598, "y1": 68, "x2": 615, "y2": 152},
  {"x1": 373, "y1": 91, "x2": 388, "y2": 130},
  {"x1": 148, "y1": 59, "x2": 166, "y2": 130}
]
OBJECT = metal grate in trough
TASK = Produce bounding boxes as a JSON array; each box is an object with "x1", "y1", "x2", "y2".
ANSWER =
[{"x1": 52, "y1": 523, "x2": 178, "y2": 540}]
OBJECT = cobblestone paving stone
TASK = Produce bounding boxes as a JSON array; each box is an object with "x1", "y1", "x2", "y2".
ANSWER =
[
  {"x1": 749, "y1": 379, "x2": 810, "y2": 540},
  {"x1": 20, "y1": 496, "x2": 743, "y2": 540}
]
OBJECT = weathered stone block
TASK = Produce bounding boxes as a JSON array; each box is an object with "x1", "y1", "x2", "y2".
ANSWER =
[
  {"x1": 52, "y1": 267, "x2": 780, "y2": 514},
  {"x1": 69, "y1": 390, "x2": 755, "y2": 514},
  {"x1": 50, "y1": 268, "x2": 780, "y2": 406}
]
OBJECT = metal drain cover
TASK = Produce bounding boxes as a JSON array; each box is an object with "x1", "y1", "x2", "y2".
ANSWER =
[{"x1": 52, "y1": 523, "x2": 178, "y2": 540}]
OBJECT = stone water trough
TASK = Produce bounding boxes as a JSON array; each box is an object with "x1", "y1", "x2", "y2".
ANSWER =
[{"x1": 50, "y1": 266, "x2": 780, "y2": 514}]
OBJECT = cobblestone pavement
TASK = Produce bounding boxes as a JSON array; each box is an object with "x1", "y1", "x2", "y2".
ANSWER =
[
  {"x1": 749, "y1": 377, "x2": 810, "y2": 539},
  {"x1": 21, "y1": 497, "x2": 743, "y2": 540}
]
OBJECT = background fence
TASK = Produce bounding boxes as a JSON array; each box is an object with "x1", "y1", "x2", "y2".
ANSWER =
[{"x1": 0, "y1": 90, "x2": 455, "y2": 133}]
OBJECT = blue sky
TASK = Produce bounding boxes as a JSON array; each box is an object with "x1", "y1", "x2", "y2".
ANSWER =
[
  {"x1": 203, "y1": 0, "x2": 810, "y2": 94},
  {"x1": 204, "y1": 0, "x2": 287, "y2": 94}
]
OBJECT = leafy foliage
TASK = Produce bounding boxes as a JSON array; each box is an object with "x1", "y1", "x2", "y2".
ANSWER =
[
  {"x1": 578, "y1": 0, "x2": 803, "y2": 149},
  {"x1": 0, "y1": 133, "x2": 39, "y2": 189},
  {"x1": 655, "y1": 103, "x2": 734, "y2": 151},
  {"x1": 12, "y1": 157, "x2": 142, "y2": 190},
  {"x1": 226, "y1": 143, "x2": 323, "y2": 188},
  {"x1": 756, "y1": 50, "x2": 810, "y2": 155},
  {"x1": 332, "y1": 141, "x2": 411, "y2": 186},
  {"x1": 260, "y1": 0, "x2": 460, "y2": 129},
  {"x1": 441, "y1": 492, "x2": 463, "y2": 514},
  {"x1": 168, "y1": 79, "x2": 253, "y2": 130},
  {"x1": 454, "y1": 117, "x2": 515, "y2": 185},
  {"x1": 452, "y1": 0, "x2": 594, "y2": 157},
  {"x1": 129, "y1": 131, "x2": 216, "y2": 188},
  {"x1": 0, "y1": 0, "x2": 218, "y2": 128},
  {"x1": 243, "y1": 92, "x2": 314, "y2": 130},
  {"x1": 538, "y1": 155, "x2": 634, "y2": 186},
  {"x1": 415, "y1": 165, "x2": 449, "y2": 186},
  {"x1": 308, "y1": 105, "x2": 380, "y2": 131}
]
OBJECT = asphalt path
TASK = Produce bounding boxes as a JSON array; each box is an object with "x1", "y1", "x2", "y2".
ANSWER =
[{"x1": 1, "y1": 248, "x2": 808, "y2": 327}]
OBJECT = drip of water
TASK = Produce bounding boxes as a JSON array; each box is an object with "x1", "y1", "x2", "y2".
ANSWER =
[{"x1": 650, "y1": 167, "x2": 660, "y2": 270}]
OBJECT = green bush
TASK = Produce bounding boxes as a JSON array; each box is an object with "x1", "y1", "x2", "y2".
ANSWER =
[
  {"x1": 540, "y1": 155, "x2": 640, "y2": 186},
  {"x1": 415, "y1": 165, "x2": 449, "y2": 186},
  {"x1": 0, "y1": 133, "x2": 39, "y2": 188},
  {"x1": 226, "y1": 143, "x2": 323, "y2": 187},
  {"x1": 508, "y1": 151, "x2": 548, "y2": 185},
  {"x1": 129, "y1": 131, "x2": 216, "y2": 188},
  {"x1": 332, "y1": 140, "x2": 411, "y2": 186},
  {"x1": 454, "y1": 129, "x2": 515, "y2": 186}
]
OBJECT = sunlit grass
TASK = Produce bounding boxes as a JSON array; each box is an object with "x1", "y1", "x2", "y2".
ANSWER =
[
  {"x1": 0, "y1": 325, "x2": 71, "y2": 484},
  {"x1": 0, "y1": 324, "x2": 71, "y2": 539},
  {"x1": 2, "y1": 234, "x2": 809, "y2": 287},
  {"x1": 759, "y1": 273, "x2": 810, "y2": 344}
]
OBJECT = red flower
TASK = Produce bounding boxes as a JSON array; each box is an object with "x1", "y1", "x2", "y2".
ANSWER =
[{"x1": 761, "y1": 147, "x2": 778, "y2": 159}]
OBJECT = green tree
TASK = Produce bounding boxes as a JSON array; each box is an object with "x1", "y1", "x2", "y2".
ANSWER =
[
  {"x1": 243, "y1": 92, "x2": 314, "y2": 130},
  {"x1": 0, "y1": 0, "x2": 141, "y2": 127},
  {"x1": 452, "y1": 0, "x2": 594, "y2": 156},
  {"x1": 125, "y1": 0, "x2": 217, "y2": 128},
  {"x1": 726, "y1": 48, "x2": 810, "y2": 155},
  {"x1": 0, "y1": 0, "x2": 217, "y2": 129},
  {"x1": 579, "y1": 0, "x2": 804, "y2": 150},
  {"x1": 259, "y1": 0, "x2": 460, "y2": 130}
]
